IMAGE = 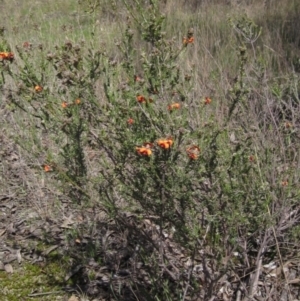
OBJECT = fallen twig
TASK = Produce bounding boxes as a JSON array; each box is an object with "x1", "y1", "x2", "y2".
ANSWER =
[{"x1": 28, "y1": 291, "x2": 64, "y2": 297}]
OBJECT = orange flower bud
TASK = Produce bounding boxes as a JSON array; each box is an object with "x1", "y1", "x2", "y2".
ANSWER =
[
  {"x1": 136, "y1": 95, "x2": 146, "y2": 103},
  {"x1": 188, "y1": 37, "x2": 194, "y2": 43},
  {"x1": 168, "y1": 103, "x2": 181, "y2": 111},
  {"x1": 44, "y1": 164, "x2": 51, "y2": 172},
  {"x1": 62, "y1": 101, "x2": 68, "y2": 108},
  {"x1": 186, "y1": 145, "x2": 200, "y2": 160},
  {"x1": 127, "y1": 118, "x2": 134, "y2": 125},
  {"x1": 183, "y1": 36, "x2": 194, "y2": 45},
  {"x1": 249, "y1": 155, "x2": 255, "y2": 162},
  {"x1": 188, "y1": 153, "x2": 198, "y2": 160},
  {"x1": 284, "y1": 122, "x2": 292, "y2": 129},
  {"x1": 204, "y1": 97, "x2": 212, "y2": 105},
  {"x1": 23, "y1": 41, "x2": 30, "y2": 48},
  {"x1": 134, "y1": 75, "x2": 142, "y2": 82},
  {"x1": 74, "y1": 99, "x2": 81, "y2": 105},
  {"x1": 34, "y1": 85, "x2": 43, "y2": 92}
]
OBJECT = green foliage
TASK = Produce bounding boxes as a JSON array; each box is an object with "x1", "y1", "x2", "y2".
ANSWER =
[{"x1": 1, "y1": 0, "x2": 300, "y2": 300}]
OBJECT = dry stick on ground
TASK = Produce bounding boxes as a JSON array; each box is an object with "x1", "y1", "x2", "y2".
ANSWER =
[
  {"x1": 241, "y1": 207, "x2": 295, "y2": 301},
  {"x1": 268, "y1": 206, "x2": 293, "y2": 300},
  {"x1": 242, "y1": 229, "x2": 271, "y2": 301},
  {"x1": 28, "y1": 291, "x2": 65, "y2": 297}
]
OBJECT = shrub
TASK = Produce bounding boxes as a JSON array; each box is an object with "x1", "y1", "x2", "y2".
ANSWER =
[{"x1": 1, "y1": 0, "x2": 300, "y2": 300}]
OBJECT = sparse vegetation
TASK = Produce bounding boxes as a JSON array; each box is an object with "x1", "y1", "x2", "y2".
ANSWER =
[{"x1": 1, "y1": 0, "x2": 300, "y2": 300}]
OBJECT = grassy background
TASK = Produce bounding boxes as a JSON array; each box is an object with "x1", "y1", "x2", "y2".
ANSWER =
[{"x1": 1, "y1": 0, "x2": 300, "y2": 300}]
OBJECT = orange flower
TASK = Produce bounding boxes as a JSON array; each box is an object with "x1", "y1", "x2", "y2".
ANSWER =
[
  {"x1": 127, "y1": 118, "x2": 134, "y2": 125},
  {"x1": 188, "y1": 37, "x2": 194, "y2": 43},
  {"x1": 204, "y1": 97, "x2": 212, "y2": 105},
  {"x1": 183, "y1": 37, "x2": 194, "y2": 45},
  {"x1": 168, "y1": 103, "x2": 180, "y2": 111},
  {"x1": 136, "y1": 95, "x2": 146, "y2": 103},
  {"x1": 284, "y1": 121, "x2": 292, "y2": 129},
  {"x1": 134, "y1": 75, "x2": 142, "y2": 82},
  {"x1": 186, "y1": 145, "x2": 200, "y2": 160},
  {"x1": 136, "y1": 147, "x2": 152, "y2": 157},
  {"x1": 62, "y1": 101, "x2": 68, "y2": 108},
  {"x1": 43, "y1": 164, "x2": 51, "y2": 172},
  {"x1": 34, "y1": 85, "x2": 43, "y2": 92},
  {"x1": 0, "y1": 51, "x2": 14, "y2": 61},
  {"x1": 281, "y1": 180, "x2": 288, "y2": 187},
  {"x1": 74, "y1": 99, "x2": 81, "y2": 105},
  {"x1": 157, "y1": 138, "x2": 173, "y2": 149}
]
